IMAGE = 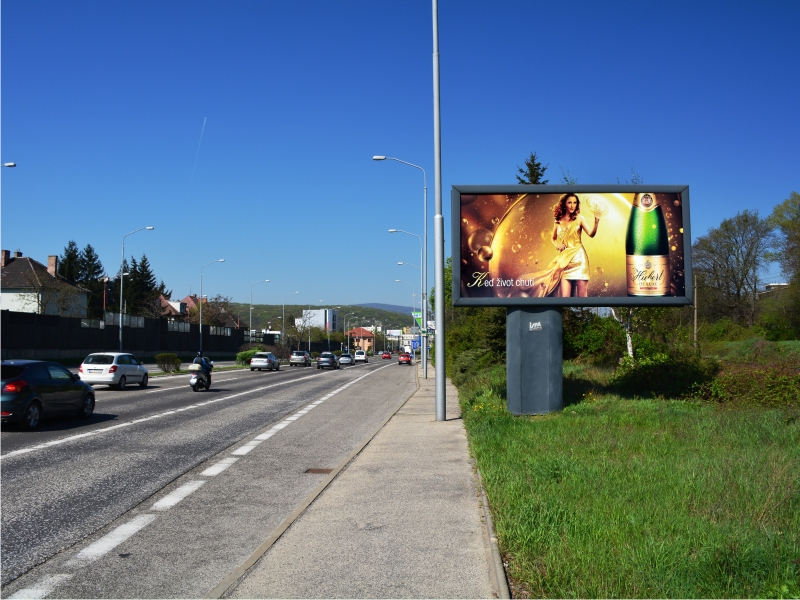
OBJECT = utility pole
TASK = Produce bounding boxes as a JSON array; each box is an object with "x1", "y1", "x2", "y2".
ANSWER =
[{"x1": 693, "y1": 273, "x2": 698, "y2": 348}]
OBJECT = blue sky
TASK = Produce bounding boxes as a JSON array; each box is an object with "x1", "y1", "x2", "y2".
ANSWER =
[{"x1": 2, "y1": 0, "x2": 798, "y2": 308}]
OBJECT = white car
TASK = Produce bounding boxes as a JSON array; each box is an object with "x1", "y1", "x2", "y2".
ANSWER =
[
  {"x1": 79, "y1": 352, "x2": 149, "y2": 390},
  {"x1": 354, "y1": 350, "x2": 368, "y2": 364},
  {"x1": 250, "y1": 352, "x2": 280, "y2": 371}
]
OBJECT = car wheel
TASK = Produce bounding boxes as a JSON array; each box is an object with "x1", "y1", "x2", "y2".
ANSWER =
[
  {"x1": 118, "y1": 376, "x2": 127, "y2": 391},
  {"x1": 276, "y1": 364, "x2": 280, "y2": 371},
  {"x1": 139, "y1": 374, "x2": 148, "y2": 388},
  {"x1": 78, "y1": 394, "x2": 95, "y2": 419},
  {"x1": 258, "y1": 368, "x2": 262, "y2": 371},
  {"x1": 23, "y1": 401, "x2": 42, "y2": 430},
  {"x1": 251, "y1": 368, "x2": 255, "y2": 371}
]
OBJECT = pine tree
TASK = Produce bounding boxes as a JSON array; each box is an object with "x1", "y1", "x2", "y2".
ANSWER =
[
  {"x1": 516, "y1": 152, "x2": 549, "y2": 185},
  {"x1": 57, "y1": 241, "x2": 81, "y2": 283},
  {"x1": 78, "y1": 244, "x2": 106, "y2": 318}
]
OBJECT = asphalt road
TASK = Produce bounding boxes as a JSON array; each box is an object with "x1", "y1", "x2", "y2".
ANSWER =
[{"x1": 1, "y1": 359, "x2": 417, "y2": 598}]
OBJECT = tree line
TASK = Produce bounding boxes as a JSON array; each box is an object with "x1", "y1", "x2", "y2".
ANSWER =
[{"x1": 56, "y1": 240, "x2": 170, "y2": 319}]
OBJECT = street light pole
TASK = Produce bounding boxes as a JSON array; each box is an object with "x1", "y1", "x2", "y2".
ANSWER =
[
  {"x1": 375, "y1": 156, "x2": 428, "y2": 379},
  {"x1": 432, "y1": 0, "x2": 446, "y2": 421},
  {"x1": 282, "y1": 291, "x2": 299, "y2": 347},
  {"x1": 119, "y1": 226, "x2": 154, "y2": 351},
  {"x1": 199, "y1": 259, "x2": 225, "y2": 352},
  {"x1": 250, "y1": 279, "x2": 270, "y2": 345}
]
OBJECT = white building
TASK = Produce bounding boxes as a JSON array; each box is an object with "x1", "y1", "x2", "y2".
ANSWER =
[
  {"x1": 296, "y1": 309, "x2": 338, "y2": 331},
  {"x1": 0, "y1": 250, "x2": 88, "y2": 317}
]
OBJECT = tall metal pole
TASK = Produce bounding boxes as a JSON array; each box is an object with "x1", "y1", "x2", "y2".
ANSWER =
[
  {"x1": 199, "y1": 259, "x2": 224, "y2": 352},
  {"x1": 432, "y1": 0, "x2": 446, "y2": 421},
  {"x1": 119, "y1": 226, "x2": 154, "y2": 351},
  {"x1": 282, "y1": 291, "x2": 299, "y2": 348}
]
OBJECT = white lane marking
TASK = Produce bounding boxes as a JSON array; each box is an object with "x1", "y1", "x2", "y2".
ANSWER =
[
  {"x1": 1, "y1": 370, "x2": 335, "y2": 461},
  {"x1": 231, "y1": 440, "x2": 263, "y2": 456},
  {"x1": 201, "y1": 457, "x2": 238, "y2": 476},
  {"x1": 66, "y1": 514, "x2": 156, "y2": 566},
  {"x1": 7, "y1": 574, "x2": 73, "y2": 599},
  {"x1": 254, "y1": 432, "x2": 274, "y2": 441},
  {"x1": 151, "y1": 481, "x2": 205, "y2": 511},
  {"x1": 285, "y1": 416, "x2": 300, "y2": 421}
]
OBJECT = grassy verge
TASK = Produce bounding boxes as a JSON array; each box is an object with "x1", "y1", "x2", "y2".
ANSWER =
[{"x1": 459, "y1": 363, "x2": 800, "y2": 598}]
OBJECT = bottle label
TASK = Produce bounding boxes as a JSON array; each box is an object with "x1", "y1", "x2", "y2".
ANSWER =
[
  {"x1": 632, "y1": 193, "x2": 658, "y2": 212},
  {"x1": 627, "y1": 255, "x2": 670, "y2": 295}
]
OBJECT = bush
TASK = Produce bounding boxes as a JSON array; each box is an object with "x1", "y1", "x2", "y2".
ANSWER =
[
  {"x1": 610, "y1": 352, "x2": 719, "y2": 398},
  {"x1": 155, "y1": 353, "x2": 181, "y2": 373},
  {"x1": 236, "y1": 349, "x2": 259, "y2": 365},
  {"x1": 239, "y1": 343, "x2": 266, "y2": 352},
  {"x1": 450, "y1": 348, "x2": 497, "y2": 387},
  {"x1": 311, "y1": 352, "x2": 320, "y2": 359},
  {"x1": 693, "y1": 362, "x2": 800, "y2": 408}
]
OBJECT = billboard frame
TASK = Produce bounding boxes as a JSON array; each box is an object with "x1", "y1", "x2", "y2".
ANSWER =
[{"x1": 451, "y1": 184, "x2": 693, "y2": 307}]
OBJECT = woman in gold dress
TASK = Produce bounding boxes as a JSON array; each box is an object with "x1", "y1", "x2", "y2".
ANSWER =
[{"x1": 530, "y1": 193, "x2": 601, "y2": 297}]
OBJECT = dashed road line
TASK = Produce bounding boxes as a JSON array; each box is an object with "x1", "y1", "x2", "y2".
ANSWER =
[
  {"x1": 66, "y1": 514, "x2": 157, "y2": 567},
  {"x1": 151, "y1": 481, "x2": 205, "y2": 511},
  {"x1": 7, "y1": 574, "x2": 73, "y2": 599},
  {"x1": 201, "y1": 457, "x2": 238, "y2": 476}
]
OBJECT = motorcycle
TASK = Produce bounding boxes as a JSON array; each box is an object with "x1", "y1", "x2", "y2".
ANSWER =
[{"x1": 188, "y1": 361, "x2": 213, "y2": 392}]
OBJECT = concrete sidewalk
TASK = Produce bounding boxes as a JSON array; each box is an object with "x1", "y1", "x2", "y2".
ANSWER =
[{"x1": 218, "y1": 364, "x2": 508, "y2": 599}]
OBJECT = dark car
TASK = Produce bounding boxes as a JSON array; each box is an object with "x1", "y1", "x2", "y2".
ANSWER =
[
  {"x1": 398, "y1": 353, "x2": 413, "y2": 365},
  {"x1": 317, "y1": 352, "x2": 340, "y2": 370},
  {"x1": 1, "y1": 360, "x2": 96, "y2": 430}
]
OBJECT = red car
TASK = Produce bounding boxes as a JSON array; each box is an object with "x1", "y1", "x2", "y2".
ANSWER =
[
  {"x1": 398, "y1": 353, "x2": 412, "y2": 365},
  {"x1": 382, "y1": 351, "x2": 391, "y2": 359}
]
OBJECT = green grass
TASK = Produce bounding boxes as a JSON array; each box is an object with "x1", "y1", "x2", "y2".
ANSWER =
[{"x1": 459, "y1": 364, "x2": 800, "y2": 598}]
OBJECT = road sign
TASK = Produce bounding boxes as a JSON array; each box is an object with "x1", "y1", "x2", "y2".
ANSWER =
[{"x1": 412, "y1": 340, "x2": 419, "y2": 350}]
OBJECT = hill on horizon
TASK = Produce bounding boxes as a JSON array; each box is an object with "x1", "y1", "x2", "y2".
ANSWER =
[{"x1": 356, "y1": 303, "x2": 413, "y2": 315}]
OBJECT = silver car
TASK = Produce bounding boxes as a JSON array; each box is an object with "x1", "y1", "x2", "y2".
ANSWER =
[
  {"x1": 338, "y1": 353, "x2": 355, "y2": 366},
  {"x1": 289, "y1": 351, "x2": 311, "y2": 367},
  {"x1": 79, "y1": 352, "x2": 149, "y2": 390},
  {"x1": 250, "y1": 352, "x2": 280, "y2": 371}
]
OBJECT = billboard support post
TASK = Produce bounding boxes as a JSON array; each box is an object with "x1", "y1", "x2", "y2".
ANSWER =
[{"x1": 507, "y1": 307, "x2": 563, "y2": 415}]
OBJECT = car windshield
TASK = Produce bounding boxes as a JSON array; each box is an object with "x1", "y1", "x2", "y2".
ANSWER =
[
  {"x1": 320, "y1": 353, "x2": 334, "y2": 358},
  {"x1": 254, "y1": 353, "x2": 269, "y2": 358},
  {"x1": 84, "y1": 354, "x2": 115, "y2": 365},
  {"x1": 2, "y1": 365, "x2": 24, "y2": 379},
  {"x1": 292, "y1": 351, "x2": 304, "y2": 356}
]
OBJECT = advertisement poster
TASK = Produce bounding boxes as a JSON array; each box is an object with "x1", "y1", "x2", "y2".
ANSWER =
[{"x1": 454, "y1": 187, "x2": 690, "y2": 306}]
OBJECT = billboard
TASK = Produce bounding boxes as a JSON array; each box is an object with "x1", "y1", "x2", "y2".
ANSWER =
[{"x1": 452, "y1": 185, "x2": 692, "y2": 307}]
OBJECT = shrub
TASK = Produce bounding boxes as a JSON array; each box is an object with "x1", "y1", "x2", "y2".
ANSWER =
[
  {"x1": 239, "y1": 343, "x2": 266, "y2": 352},
  {"x1": 610, "y1": 352, "x2": 719, "y2": 398},
  {"x1": 450, "y1": 348, "x2": 497, "y2": 387},
  {"x1": 155, "y1": 353, "x2": 181, "y2": 373},
  {"x1": 693, "y1": 362, "x2": 800, "y2": 408},
  {"x1": 236, "y1": 349, "x2": 259, "y2": 365},
  {"x1": 311, "y1": 352, "x2": 320, "y2": 359}
]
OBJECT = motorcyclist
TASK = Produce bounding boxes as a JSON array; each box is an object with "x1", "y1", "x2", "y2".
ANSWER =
[{"x1": 193, "y1": 351, "x2": 212, "y2": 387}]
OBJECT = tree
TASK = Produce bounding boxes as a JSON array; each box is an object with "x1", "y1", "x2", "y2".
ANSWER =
[
  {"x1": 692, "y1": 210, "x2": 775, "y2": 327},
  {"x1": 77, "y1": 244, "x2": 106, "y2": 318},
  {"x1": 516, "y1": 151, "x2": 549, "y2": 184},
  {"x1": 769, "y1": 191, "x2": 800, "y2": 281},
  {"x1": 186, "y1": 294, "x2": 234, "y2": 327},
  {"x1": 57, "y1": 241, "x2": 81, "y2": 283}
]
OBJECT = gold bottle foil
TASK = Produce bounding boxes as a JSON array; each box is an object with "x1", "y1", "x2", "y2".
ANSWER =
[{"x1": 626, "y1": 255, "x2": 670, "y2": 295}]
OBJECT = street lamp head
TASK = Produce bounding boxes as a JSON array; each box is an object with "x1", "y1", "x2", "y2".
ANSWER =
[
  {"x1": 398, "y1": 262, "x2": 404, "y2": 265},
  {"x1": 395, "y1": 279, "x2": 401, "y2": 282},
  {"x1": 372, "y1": 156, "x2": 386, "y2": 161},
  {"x1": 388, "y1": 229, "x2": 397, "y2": 233},
  {"x1": 145, "y1": 226, "x2": 154, "y2": 230},
  {"x1": 2, "y1": 163, "x2": 17, "y2": 167},
  {"x1": 218, "y1": 259, "x2": 225, "y2": 262}
]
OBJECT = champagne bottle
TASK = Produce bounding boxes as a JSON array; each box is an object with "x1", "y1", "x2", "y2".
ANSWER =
[{"x1": 625, "y1": 193, "x2": 670, "y2": 296}]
